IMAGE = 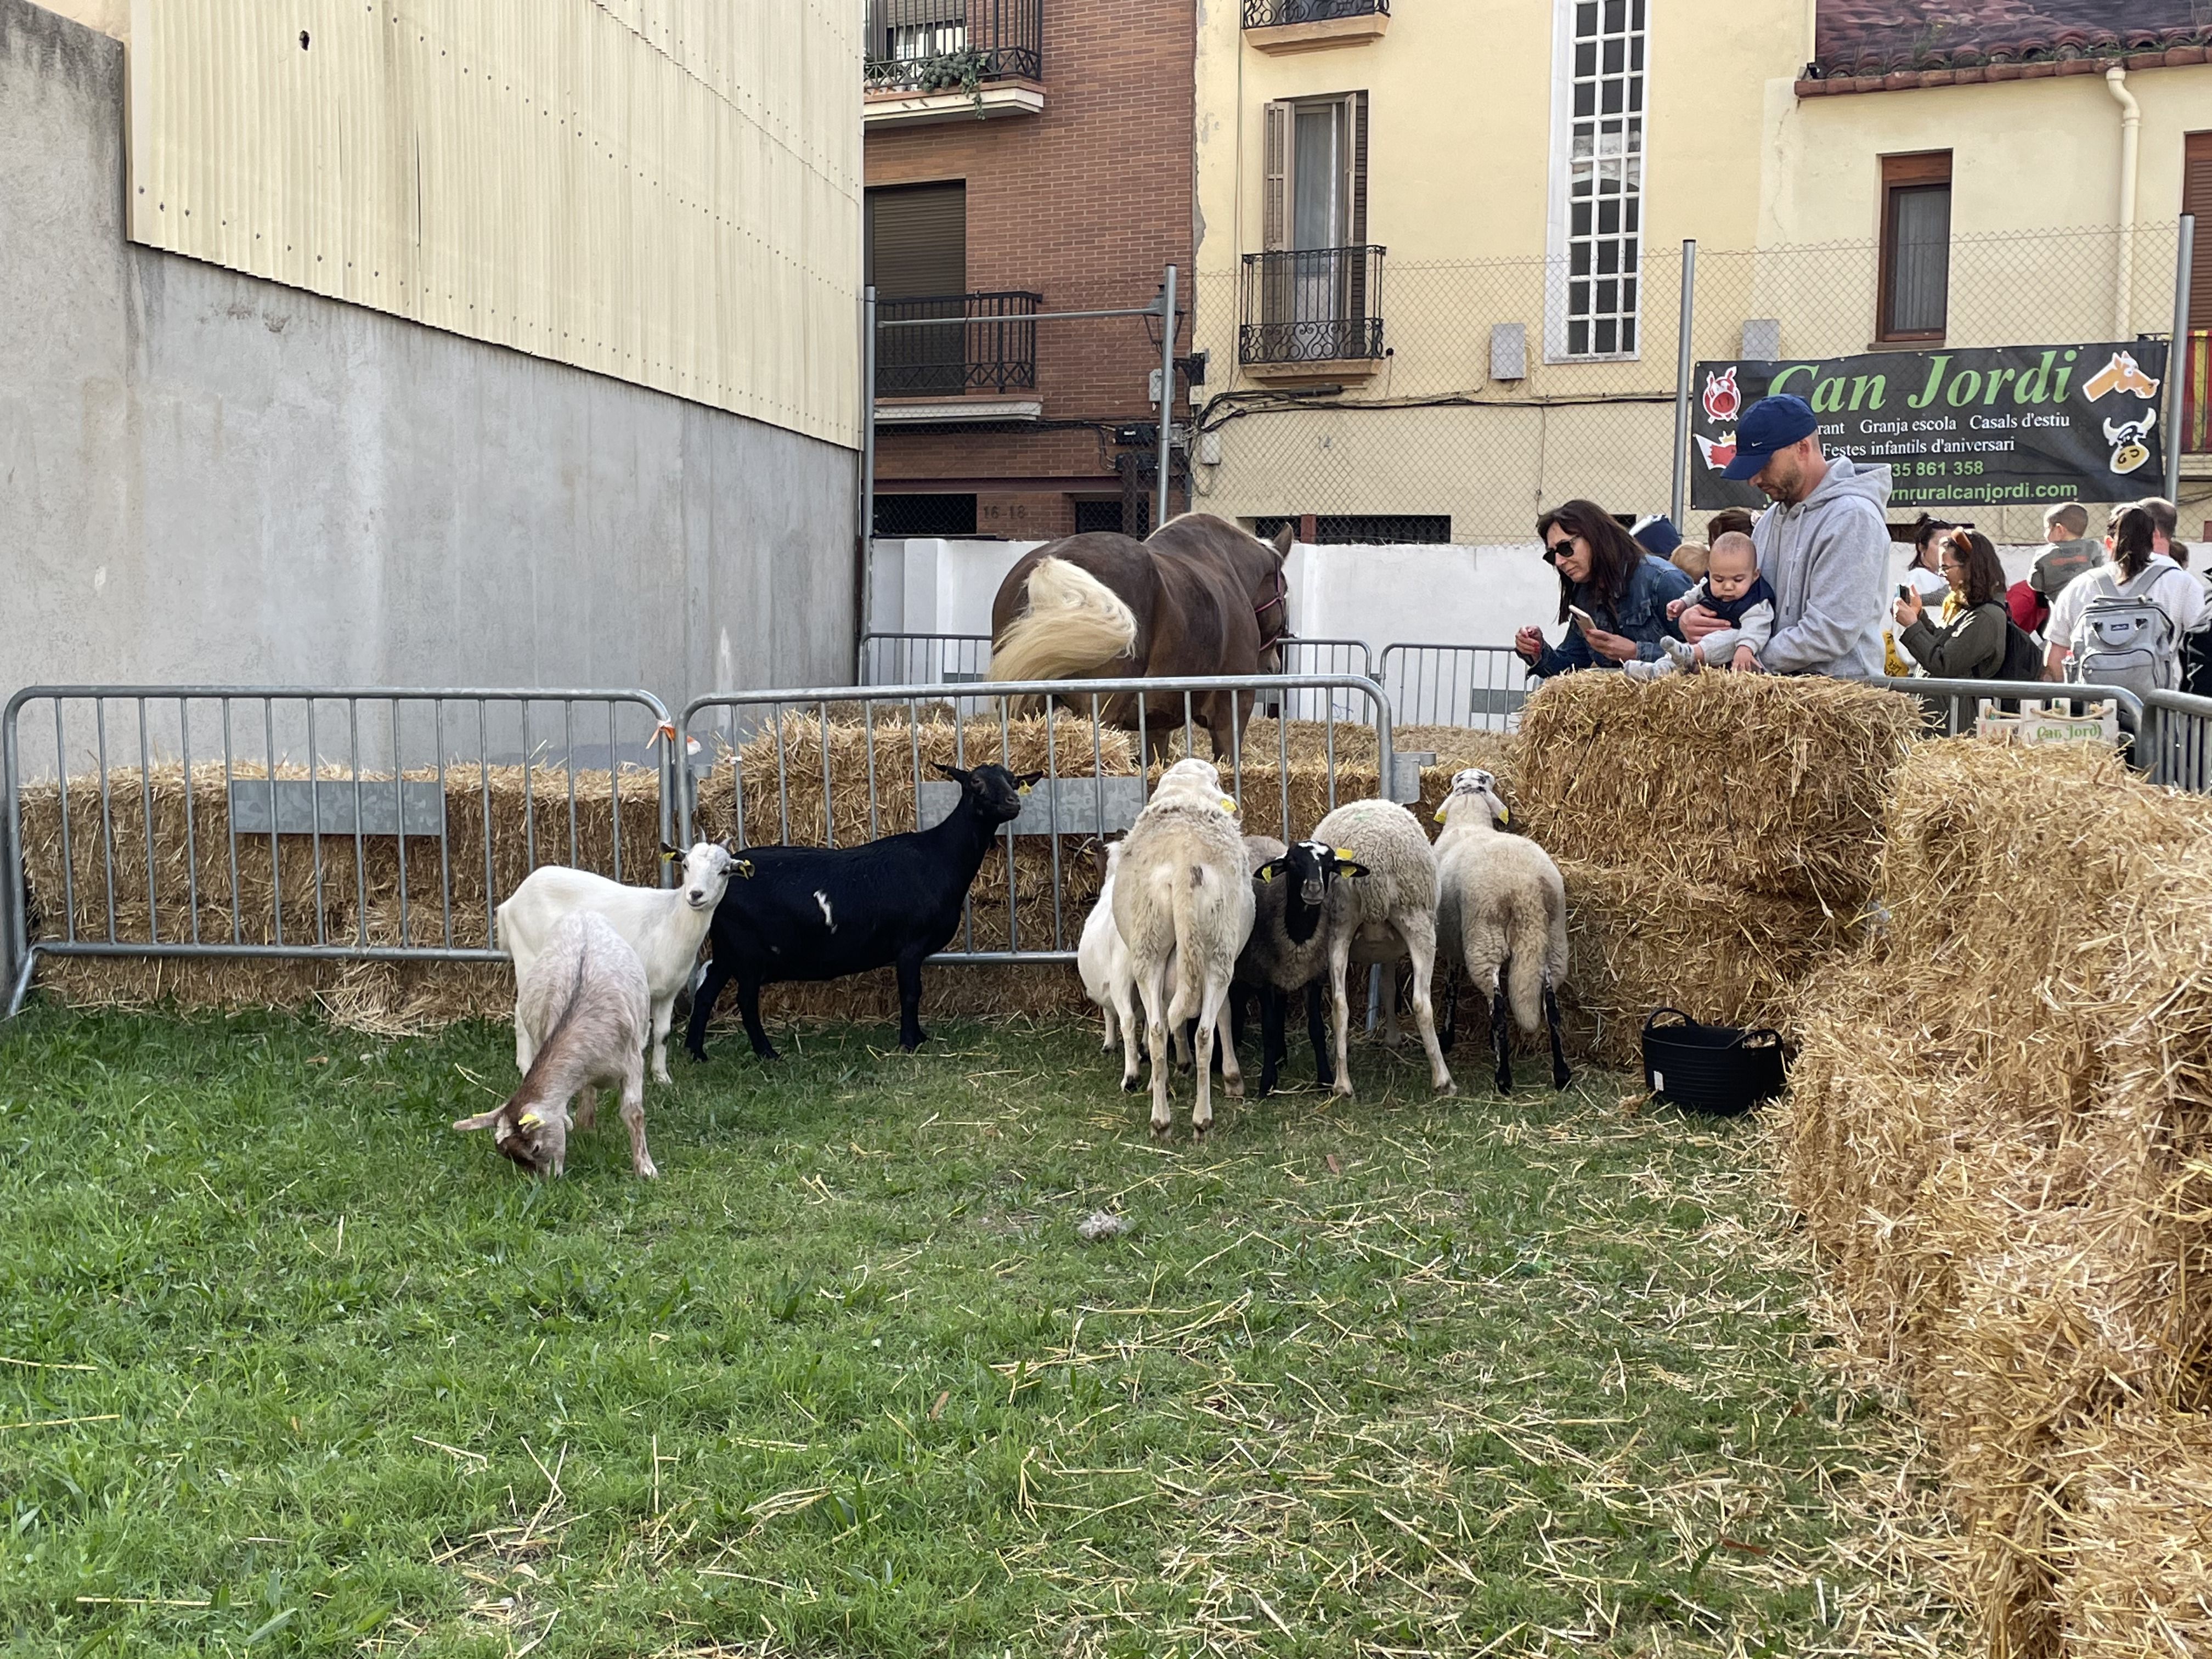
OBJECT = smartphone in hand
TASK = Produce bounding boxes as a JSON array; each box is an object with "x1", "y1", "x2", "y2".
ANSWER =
[{"x1": 1567, "y1": 605, "x2": 1598, "y2": 631}]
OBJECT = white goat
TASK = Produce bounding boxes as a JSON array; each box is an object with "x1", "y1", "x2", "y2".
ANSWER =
[
  {"x1": 454, "y1": 910, "x2": 657, "y2": 1178},
  {"x1": 1310, "y1": 797, "x2": 1455, "y2": 1099},
  {"x1": 1434, "y1": 768, "x2": 1571, "y2": 1095},
  {"x1": 496, "y1": 840, "x2": 748, "y2": 1084},
  {"x1": 1113, "y1": 759, "x2": 1254, "y2": 1135},
  {"x1": 1077, "y1": 839, "x2": 1144, "y2": 1091}
]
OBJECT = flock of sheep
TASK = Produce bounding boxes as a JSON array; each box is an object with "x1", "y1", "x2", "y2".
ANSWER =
[{"x1": 452, "y1": 760, "x2": 1573, "y2": 1175}]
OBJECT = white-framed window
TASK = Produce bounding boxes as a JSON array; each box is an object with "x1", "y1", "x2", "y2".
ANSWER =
[{"x1": 1546, "y1": 0, "x2": 1646, "y2": 360}]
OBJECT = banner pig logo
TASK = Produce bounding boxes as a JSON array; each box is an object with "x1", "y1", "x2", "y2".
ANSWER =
[
  {"x1": 1694, "y1": 431, "x2": 1737, "y2": 472},
  {"x1": 1701, "y1": 366, "x2": 1741, "y2": 422}
]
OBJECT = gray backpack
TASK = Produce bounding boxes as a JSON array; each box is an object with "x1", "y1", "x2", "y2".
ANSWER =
[{"x1": 2068, "y1": 568, "x2": 2179, "y2": 698}]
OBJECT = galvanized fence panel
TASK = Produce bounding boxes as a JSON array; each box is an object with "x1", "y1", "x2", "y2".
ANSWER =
[
  {"x1": 1269, "y1": 637, "x2": 1372, "y2": 724},
  {"x1": 1379, "y1": 642, "x2": 1531, "y2": 731},
  {"x1": 2146, "y1": 688, "x2": 2212, "y2": 792},
  {"x1": 3, "y1": 686, "x2": 674, "y2": 1015},
  {"x1": 859, "y1": 632, "x2": 994, "y2": 687},
  {"x1": 676, "y1": 673, "x2": 1395, "y2": 965}
]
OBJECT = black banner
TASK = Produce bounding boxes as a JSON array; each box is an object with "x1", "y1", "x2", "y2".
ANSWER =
[{"x1": 1689, "y1": 341, "x2": 2170, "y2": 511}]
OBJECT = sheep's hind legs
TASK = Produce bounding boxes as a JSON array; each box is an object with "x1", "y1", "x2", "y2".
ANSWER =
[
  {"x1": 1491, "y1": 975, "x2": 1514, "y2": 1096},
  {"x1": 1544, "y1": 982, "x2": 1571, "y2": 1091}
]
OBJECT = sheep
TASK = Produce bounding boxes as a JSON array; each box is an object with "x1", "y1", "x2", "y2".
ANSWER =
[
  {"x1": 685, "y1": 764, "x2": 1041, "y2": 1060},
  {"x1": 1077, "y1": 838, "x2": 1144, "y2": 1091},
  {"x1": 1434, "y1": 768, "x2": 1571, "y2": 1095},
  {"x1": 453, "y1": 911, "x2": 657, "y2": 1178},
  {"x1": 1113, "y1": 758, "x2": 1255, "y2": 1135},
  {"x1": 496, "y1": 840, "x2": 748, "y2": 1085},
  {"x1": 1310, "y1": 797, "x2": 1455, "y2": 1099},
  {"x1": 1235, "y1": 834, "x2": 1368, "y2": 1094}
]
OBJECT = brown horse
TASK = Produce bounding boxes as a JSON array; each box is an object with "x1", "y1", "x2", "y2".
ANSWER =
[{"x1": 986, "y1": 514, "x2": 1293, "y2": 758}]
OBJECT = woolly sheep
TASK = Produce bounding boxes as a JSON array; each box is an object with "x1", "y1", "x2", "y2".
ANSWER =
[
  {"x1": 1113, "y1": 759, "x2": 1255, "y2": 1135},
  {"x1": 454, "y1": 910, "x2": 657, "y2": 1178},
  {"x1": 1308, "y1": 797, "x2": 1455, "y2": 1099},
  {"x1": 1077, "y1": 838, "x2": 1143, "y2": 1090},
  {"x1": 1433, "y1": 768, "x2": 1571, "y2": 1094},
  {"x1": 1236, "y1": 834, "x2": 1367, "y2": 1094}
]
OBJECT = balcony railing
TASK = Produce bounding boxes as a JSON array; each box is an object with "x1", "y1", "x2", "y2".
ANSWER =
[
  {"x1": 1243, "y1": 0, "x2": 1388, "y2": 27},
  {"x1": 1239, "y1": 246, "x2": 1387, "y2": 366},
  {"x1": 875, "y1": 291, "x2": 1041, "y2": 398},
  {"x1": 864, "y1": 1, "x2": 1043, "y2": 92}
]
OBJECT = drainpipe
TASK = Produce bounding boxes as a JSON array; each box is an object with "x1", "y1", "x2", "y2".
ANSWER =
[{"x1": 2108, "y1": 65, "x2": 2141, "y2": 338}]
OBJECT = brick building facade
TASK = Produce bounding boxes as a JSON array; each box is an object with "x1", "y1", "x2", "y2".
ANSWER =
[{"x1": 864, "y1": 0, "x2": 1196, "y2": 541}]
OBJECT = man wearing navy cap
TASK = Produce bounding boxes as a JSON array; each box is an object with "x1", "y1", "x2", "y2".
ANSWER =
[{"x1": 1679, "y1": 393, "x2": 1890, "y2": 679}]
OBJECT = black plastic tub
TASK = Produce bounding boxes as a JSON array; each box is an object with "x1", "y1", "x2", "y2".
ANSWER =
[{"x1": 1641, "y1": 1007, "x2": 1787, "y2": 1117}]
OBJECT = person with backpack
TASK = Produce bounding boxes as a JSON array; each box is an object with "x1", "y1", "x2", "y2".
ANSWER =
[
  {"x1": 1892, "y1": 529, "x2": 2020, "y2": 680},
  {"x1": 2045, "y1": 504, "x2": 2207, "y2": 693}
]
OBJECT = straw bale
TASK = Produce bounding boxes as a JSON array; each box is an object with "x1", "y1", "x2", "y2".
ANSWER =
[
  {"x1": 1535, "y1": 856, "x2": 1858, "y2": 1068},
  {"x1": 2056, "y1": 1413, "x2": 2212, "y2": 1657},
  {"x1": 1512, "y1": 670, "x2": 1921, "y2": 909}
]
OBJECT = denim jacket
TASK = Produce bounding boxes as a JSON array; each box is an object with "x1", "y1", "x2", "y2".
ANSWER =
[{"x1": 1527, "y1": 554, "x2": 1693, "y2": 677}]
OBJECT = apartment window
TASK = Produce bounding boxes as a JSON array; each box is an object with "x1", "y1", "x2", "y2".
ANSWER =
[
  {"x1": 867, "y1": 183, "x2": 967, "y2": 395},
  {"x1": 1878, "y1": 152, "x2": 1951, "y2": 342},
  {"x1": 1250, "y1": 93, "x2": 1377, "y2": 362},
  {"x1": 2186, "y1": 133, "x2": 2212, "y2": 325},
  {"x1": 1550, "y1": 0, "x2": 1645, "y2": 358}
]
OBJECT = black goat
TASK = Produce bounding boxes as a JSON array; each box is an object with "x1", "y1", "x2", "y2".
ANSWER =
[{"x1": 684, "y1": 764, "x2": 1039, "y2": 1060}]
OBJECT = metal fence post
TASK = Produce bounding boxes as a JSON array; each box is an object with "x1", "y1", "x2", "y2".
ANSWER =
[
  {"x1": 1670, "y1": 238, "x2": 1697, "y2": 529},
  {"x1": 2167, "y1": 215, "x2": 2193, "y2": 508},
  {"x1": 859, "y1": 285, "x2": 878, "y2": 680},
  {"x1": 1156, "y1": 263, "x2": 1178, "y2": 532}
]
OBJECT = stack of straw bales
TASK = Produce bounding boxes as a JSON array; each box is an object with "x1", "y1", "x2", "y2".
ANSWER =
[
  {"x1": 1789, "y1": 741, "x2": 2212, "y2": 1654},
  {"x1": 1508, "y1": 671, "x2": 1919, "y2": 1065},
  {"x1": 15, "y1": 762, "x2": 662, "y2": 1028}
]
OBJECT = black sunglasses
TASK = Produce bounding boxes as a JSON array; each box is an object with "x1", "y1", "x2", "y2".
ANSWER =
[{"x1": 1542, "y1": 537, "x2": 1570, "y2": 563}]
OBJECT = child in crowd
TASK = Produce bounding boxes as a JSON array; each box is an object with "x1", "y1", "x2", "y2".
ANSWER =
[
  {"x1": 1669, "y1": 540, "x2": 1710, "y2": 582},
  {"x1": 1623, "y1": 531, "x2": 1773, "y2": 680}
]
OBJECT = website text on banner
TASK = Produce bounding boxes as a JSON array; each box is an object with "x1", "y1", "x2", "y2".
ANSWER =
[{"x1": 1690, "y1": 342, "x2": 2170, "y2": 511}]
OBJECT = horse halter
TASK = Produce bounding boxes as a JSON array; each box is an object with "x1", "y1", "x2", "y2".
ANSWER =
[{"x1": 1254, "y1": 563, "x2": 1289, "y2": 646}]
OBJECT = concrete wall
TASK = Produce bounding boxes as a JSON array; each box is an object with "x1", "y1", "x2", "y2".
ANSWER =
[{"x1": 1, "y1": 0, "x2": 859, "y2": 719}]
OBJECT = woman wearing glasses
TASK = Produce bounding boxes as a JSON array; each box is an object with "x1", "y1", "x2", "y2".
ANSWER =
[
  {"x1": 1892, "y1": 527, "x2": 2010, "y2": 680},
  {"x1": 1513, "y1": 500, "x2": 1693, "y2": 677}
]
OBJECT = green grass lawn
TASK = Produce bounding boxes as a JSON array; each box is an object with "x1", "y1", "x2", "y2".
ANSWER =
[{"x1": 0, "y1": 1003, "x2": 1954, "y2": 1657}]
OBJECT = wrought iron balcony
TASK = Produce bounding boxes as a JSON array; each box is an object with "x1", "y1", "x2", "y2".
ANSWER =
[
  {"x1": 864, "y1": 1, "x2": 1043, "y2": 93},
  {"x1": 875, "y1": 291, "x2": 1041, "y2": 398},
  {"x1": 1238, "y1": 246, "x2": 1386, "y2": 368},
  {"x1": 1243, "y1": 0, "x2": 1388, "y2": 27}
]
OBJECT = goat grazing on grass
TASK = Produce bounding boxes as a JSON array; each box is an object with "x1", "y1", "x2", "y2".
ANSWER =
[
  {"x1": 496, "y1": 840, "x2": 748, "y2": 1085},
  {"x1": 1236, "y1": 835, "x2": 1367, "y2": 1095},
  {"x1": 1310, "y1": 798, "x2": 1455, "y2": 1099},
  {"x1": 1077, "y1": 838, "x2": 1144, "y2": 1091},
  {"x1": 1434, "y1": 768, "x2": 1571, "y2": 1095},
  {"x1": 454, "y1": 911, "x2": 657, "y2": 1178},
  {"x1": 684, "y1": 764, "x2": 1041, "y2": 1061},
  {"x1": 1113, "y1": 758, "x2": 1254, "y2": 1135}
]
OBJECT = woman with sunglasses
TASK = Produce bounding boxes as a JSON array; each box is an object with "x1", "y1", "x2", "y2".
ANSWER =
[
  {"x1": 1892, "y1": 528, "x2": 2008, "y2": 679},
  {"x1": 1514, "y1": 500, "x2": 1693, "y2": 677}
]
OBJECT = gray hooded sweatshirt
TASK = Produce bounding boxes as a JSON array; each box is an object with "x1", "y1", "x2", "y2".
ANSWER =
[{"x1": 1748, "y1": 453, "x2": 1893, "y2": 679}]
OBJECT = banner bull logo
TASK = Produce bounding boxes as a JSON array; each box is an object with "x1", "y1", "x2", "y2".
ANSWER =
[{"x1": 2103, "y1": 409, "x2": 2156, "y2": 476}]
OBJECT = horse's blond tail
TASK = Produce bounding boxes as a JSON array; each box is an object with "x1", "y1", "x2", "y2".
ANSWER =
[{"x1": 987, "y1": 558, "x2": 1140, "y2": 685}]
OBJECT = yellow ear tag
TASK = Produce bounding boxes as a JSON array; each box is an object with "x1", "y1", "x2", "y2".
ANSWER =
[
  {"x1": 1257, "y1": 867, "x2": 1274, "y2": 882},
  {"x1": 1218, "y1": 795, "x2": 1237, "y2": 811},
  {"x1": 1432, "y1": 803, "x2": 1448, "y2": 822},
  {"x1": 1496, "y1": 805, "x2": 1511, "y2": 826},
  {"x1": 1336, "y1": 848, "x2": 1358, "y2": 861},
  {"x1": 659, "y1": 849, "x2": 679, "y2": 864},
  {"x1": 518, "y1": 1111, "x2": 543, "y2": 1128},
  {"x1": 1018, "y1": 782, "x2": 1032, "y2": 795},
  {"x1": 736, "y1": 859, "x2": 754, "y2": 878}
]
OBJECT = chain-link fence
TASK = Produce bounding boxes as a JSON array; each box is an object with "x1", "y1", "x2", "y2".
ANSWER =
[{"x1": 1188, "y1": 221, "x2": 2192, "y2": 548}]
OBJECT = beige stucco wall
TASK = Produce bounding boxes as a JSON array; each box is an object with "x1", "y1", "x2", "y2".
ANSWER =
[
  {"x1": 1190, "y1": 2, "x2": 2212, "y2": 544},
  {"x1": 36, "y1": 0, "x2": 121, "y2": 38}
]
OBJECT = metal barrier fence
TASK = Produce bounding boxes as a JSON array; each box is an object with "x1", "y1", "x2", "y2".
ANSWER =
[
  {"x1": 2146, "y1": 687, "x2": 2212, "y2": 792},
  {"x1": 676, "y1": 673, "x2": 1396, "y2": 964},
  {"x1": 1379, "y1": 642, "x2": 1531, "y2": 731},
  {"x1": 859, "y1": 633, "x2": 993, "y2": 687},
  {"x1": 2, "y1": 686, "x2": 674, "y2": 1015}
]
